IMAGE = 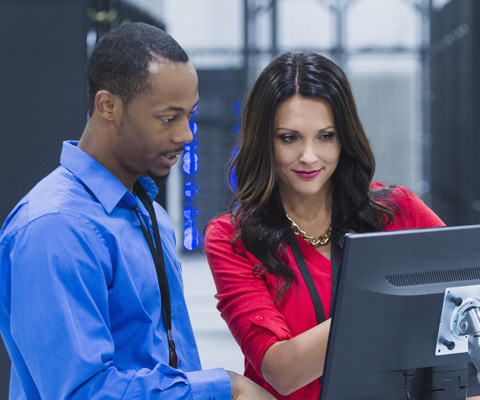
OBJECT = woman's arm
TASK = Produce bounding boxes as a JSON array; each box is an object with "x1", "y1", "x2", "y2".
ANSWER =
[
  {"x1": 205, "y1": 216, "x2": 331, "y2": 395},
  {"x1": 205, "y1": 217, "x2": 294, "y2": 374},
  {"x1": 260, "y1": 319, "x2": 331, "y2": 396}
]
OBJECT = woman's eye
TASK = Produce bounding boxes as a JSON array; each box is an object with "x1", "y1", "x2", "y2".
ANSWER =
[
  {"x1": 161, "y1": 116, "x2": 176, "y2": 123},
  {"x1": 280, "y1": 134, "x2": 297, "y2": 143},
  {"x1": 319, "y1": 132, "x2": 335, "y2": 141}
]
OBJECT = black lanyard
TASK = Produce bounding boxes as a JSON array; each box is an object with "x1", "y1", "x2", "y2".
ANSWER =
[
  {"x1": 133, "y1": 181, "x2": 178, "y2": 369},
  {"x1": 287, "y1": 230, "x2": 340, "y2": 325},
  {"x1": 287, "y1": 230, "x2": 340, "y2": 399}
]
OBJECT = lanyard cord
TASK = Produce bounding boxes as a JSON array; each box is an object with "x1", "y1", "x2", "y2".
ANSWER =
[
  {"x1": 287, "y1": 230, "x2": 341, "y2": 325},
  {"x1": 287, "y1": 230, "x2": 327, "y2": 324},
  {"x1": 133, "y1": 181, "x2": 178, "y2": 369},
  {"x1": 287, "y1": 230, "x2": 341, "y2": 399}
]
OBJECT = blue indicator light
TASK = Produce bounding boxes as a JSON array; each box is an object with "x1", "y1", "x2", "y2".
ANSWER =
[{"x1": 184, "y1": 137, "x2": 198, "y2": 152}]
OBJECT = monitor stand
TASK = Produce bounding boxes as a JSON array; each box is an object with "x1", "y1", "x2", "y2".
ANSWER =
[{"x1": 420, "y1": 364, "x2": 468, "y2": 400}]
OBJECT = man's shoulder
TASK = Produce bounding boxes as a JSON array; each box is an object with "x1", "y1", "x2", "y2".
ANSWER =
[{"x1": 1, "y1": 167, "x2": 98, "y2": 236}]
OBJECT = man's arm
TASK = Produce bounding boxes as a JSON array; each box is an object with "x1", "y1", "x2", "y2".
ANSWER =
[{"x1": 2, "y1": 214, "x2": 231, "y2": 399}]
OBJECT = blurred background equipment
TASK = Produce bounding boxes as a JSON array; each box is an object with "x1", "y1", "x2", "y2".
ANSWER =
[{"x1": 430, "y1": 0, "x2": 480, "y2": 226}]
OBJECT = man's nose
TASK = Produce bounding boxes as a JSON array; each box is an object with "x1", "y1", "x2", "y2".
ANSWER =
[{"x1": 174, "y1": 118, "x2": 194, "y2": 145}]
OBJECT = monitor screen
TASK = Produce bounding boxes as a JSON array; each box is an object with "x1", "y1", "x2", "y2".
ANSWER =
[{"x1": 320, "y1": 224, "x2": 480, "y2": 400}]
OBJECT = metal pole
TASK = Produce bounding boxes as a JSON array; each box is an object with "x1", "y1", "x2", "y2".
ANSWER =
[
  {"x1": 271, "y1": 0, "x2": 278, "y2": 57},
  {"x1": 243, "y1": 0, "x2": 250, "y2": 89},
  {"x1": 419, "y1": 0, "x2": 433, "y2": 204}
]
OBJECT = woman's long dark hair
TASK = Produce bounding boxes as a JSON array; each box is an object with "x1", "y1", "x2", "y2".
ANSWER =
[{"x1": 230, "y1": 51, "x2": 398, "y2": 298}]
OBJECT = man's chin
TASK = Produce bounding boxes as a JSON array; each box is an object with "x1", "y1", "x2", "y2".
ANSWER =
[{"x1": 149, "y1": 172, "x2": 169, "y2": 185}]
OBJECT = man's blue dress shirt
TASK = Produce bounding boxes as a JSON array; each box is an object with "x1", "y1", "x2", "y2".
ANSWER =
[{"x1": 0, "y1": 141, "x2": 231, "y2": 399}]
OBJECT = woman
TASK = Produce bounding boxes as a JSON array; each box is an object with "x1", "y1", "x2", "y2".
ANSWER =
[{"x1": 204, "y1": 51, "x2": 445, "y2": 399}]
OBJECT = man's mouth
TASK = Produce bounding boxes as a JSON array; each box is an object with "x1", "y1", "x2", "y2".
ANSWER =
[{"x1": 162, "y1": 150, "x2": 184, "y2": 167}]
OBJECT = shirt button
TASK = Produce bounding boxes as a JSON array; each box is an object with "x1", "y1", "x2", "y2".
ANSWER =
[{"x1": 255, "y1": 315, "x2": 263, "y2": 321}]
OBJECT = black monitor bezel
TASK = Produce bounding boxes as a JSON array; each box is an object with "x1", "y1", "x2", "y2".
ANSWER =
[{"x1": 320, "y1": 224, "x2": 480, "y2": 400}]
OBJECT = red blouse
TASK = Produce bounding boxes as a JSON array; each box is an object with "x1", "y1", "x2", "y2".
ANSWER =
[{"x1": 204, "y1": 185, "x2": 445, "y2": 400}]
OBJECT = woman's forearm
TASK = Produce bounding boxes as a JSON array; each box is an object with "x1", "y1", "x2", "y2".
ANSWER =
[{"x1": 260, "y1": 318, "x2": 331, "y2": 396}]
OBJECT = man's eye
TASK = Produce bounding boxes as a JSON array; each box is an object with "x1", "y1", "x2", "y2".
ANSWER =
[{"x1": 161, "y1": 116, "x2": 176, "y2": 123}]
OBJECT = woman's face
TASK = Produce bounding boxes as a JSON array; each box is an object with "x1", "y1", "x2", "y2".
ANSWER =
[{"x1": 273, "y1": 95, "x2": 342, "y2": 203}]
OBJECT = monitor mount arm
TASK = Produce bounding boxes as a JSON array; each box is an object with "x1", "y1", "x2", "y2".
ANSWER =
[
  {"x1": 436, "y1": 285, "x2": 480, "y2": 380},
  {"x1": 466, "y1": 311, "x2": 480, "y2": 383}
]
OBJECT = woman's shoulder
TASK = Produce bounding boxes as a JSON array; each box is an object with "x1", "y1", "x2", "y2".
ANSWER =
[
  {"x1": 371, "y1": 181, "x2": 445, "y2": 229},
  {"x1": 206, "y1": 213, "x2": 237, "y2": 238},
  {"x1": 204, "y1": 212, "x2": 249, "y2": 258},
  {"x1": 370, "y1": 181, "x2": 416, "y2": 203},
  {"x1": 208, "y1": 212, "x2": 234, "y2": 228}
]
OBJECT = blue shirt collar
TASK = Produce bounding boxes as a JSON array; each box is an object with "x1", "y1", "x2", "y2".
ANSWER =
[{"x1": 60, "y1": 141, "x2": 159, "y2": 213}]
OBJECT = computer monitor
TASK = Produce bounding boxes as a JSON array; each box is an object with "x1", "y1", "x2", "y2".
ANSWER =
[{"x1": 320, "y1": 224, "x2": 480, "y2": 400}]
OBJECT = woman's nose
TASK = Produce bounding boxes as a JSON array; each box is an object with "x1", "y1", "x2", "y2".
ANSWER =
[{"x1": 299, "y1": 143, "x2": 317, "y2": 164}]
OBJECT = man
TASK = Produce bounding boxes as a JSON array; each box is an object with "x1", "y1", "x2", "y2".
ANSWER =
[{"x1": 0, "y1": 22, "x2": 275, "y2": 399}]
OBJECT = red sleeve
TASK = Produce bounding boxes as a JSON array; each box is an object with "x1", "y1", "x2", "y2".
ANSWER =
[
  {"x1": 204, "y1": 215, "x2": 292, "y2": 376},
  {"x1": 385, "y1": 185, "x2": 446, "y2": 230}
]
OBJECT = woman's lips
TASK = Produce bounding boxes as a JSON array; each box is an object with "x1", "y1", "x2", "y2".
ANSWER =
[{"x1": 294, "y1": 169, "x2": 321, "y2": 179}]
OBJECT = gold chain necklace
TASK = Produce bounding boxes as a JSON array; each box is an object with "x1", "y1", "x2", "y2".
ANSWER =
[{"x1": 286, "y1": 213, "x2": 332, "y2": 247}]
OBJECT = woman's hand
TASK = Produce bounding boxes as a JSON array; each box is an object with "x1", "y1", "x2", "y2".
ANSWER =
[{"x1": 227, "y1": 370, "x2": 277, "y2": 399}]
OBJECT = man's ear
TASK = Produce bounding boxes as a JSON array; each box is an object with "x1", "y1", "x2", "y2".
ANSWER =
[{"x1": 94, "y1": 90, "x2": 122, "y2": 121}]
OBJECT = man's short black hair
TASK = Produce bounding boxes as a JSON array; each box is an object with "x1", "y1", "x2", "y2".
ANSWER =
[{"x1": 87, "y1": 22, "x2": 189, "y2": 116}]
